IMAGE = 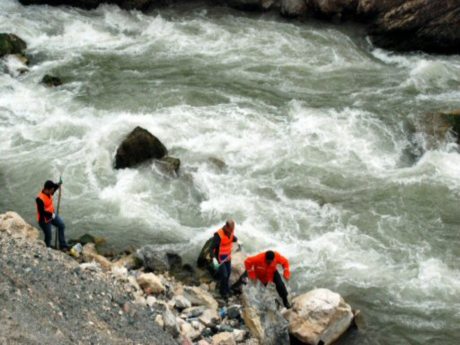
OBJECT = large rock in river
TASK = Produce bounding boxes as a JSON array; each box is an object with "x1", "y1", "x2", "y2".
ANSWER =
[
  {"x1": 365, "y1": 0, "x2": 460, "y2": 54},
  {"x1": 0, "y1": 212, "x2": 40, "y2": 241},
  {"x1": 285, "y1": 288, "x2": 354, "y2": 345},
  {"x1": 0, "y1": 33, "x2": 27, "y2": 58},
  {"x1": 114, "y1": 126, "x2": 168, "y2": 169}
]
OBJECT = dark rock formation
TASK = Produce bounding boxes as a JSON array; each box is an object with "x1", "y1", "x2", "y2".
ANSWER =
[
  {"x1": 41, "y1": 74, "x2": 63, "y2": 87},
  {"x1": 196, "y1": 237, "x2": 213, "y2": 269},
  {"x1": 114, "y1": 126, "x2": 168, "y2": 169},
  {"x1": 0, "y1": 33, "x2": 27, "y2": 58},
  {"x1": 368, "y1": 0, "x2": 460, "y2": 54}
]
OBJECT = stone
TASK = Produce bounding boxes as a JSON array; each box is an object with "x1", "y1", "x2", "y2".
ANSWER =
[
  {"x1": 280, "y1": 0, "x2": 309, "y2": 18},
  {"x1": 146, "y1": 295, "x2": 157, "y2": 307},
  {"x1": 114, "y1": 126, "x2": 167, "y2": 169},
  {"x1": 154, "y1": 314, "x2": 164, "y2": 328},
  {"x1": 155, "y1": 156, "x2": 181, "y2": 176},
  {"x1": 197, "y1": 237, "x2": 214, "y2": 268},
  {"x1": 211, "y1": 332, "x2": 236, "y2": 345},
  {"x1": 181, "y1": 306, "x2": 206, "y2": 319},
  {"x1": 3, "y1": 54, "x2": 29, "y2": 76},
  {"x1": 197, "y1": 340, "x2": 211, "y2": 345},
  {"x1": 137, "y1": 273, "x2": 166, "y2": 295},
  {"x1": 183, "y1": 286, "x2": 218, "y2": 311},
  {"x1": 232, "y1": 329, "x2": 247, "y2": 342},
  {"x1": 241, "y1": 284, "x2": 290, "y2": 345},
  {"x1": 163, "y1": 308, "x2": 180, "y2": 337},
  {"x1": 41, "y1": 74, "x2": 63, "y2": 87},
  {"x1": 136, "y1": 245, "x2": 180, "y2": 273},
  {"x1": 82, "y1": 243, "x2": 112, "y2": 271},
  {"x1": 0, "y1": 33, "x2": 27, "y2": 57},
  {"x1": 285, "y1": 288, "x2": 354, "y2": 345},
  {"x1": 229, "y1": 251, "x2": 246, "y2": 287},
  {"x1": 367, "y1": 0, "x2": 460, "y2": 54},
  {"x1": 0, "y1": 212, "x2": 40, "y2": 241},
  {"x1": 198, "y1": 308, "x2": 220, "y2": 327},
  {"x1": 180, "y1": 322, "x2": 201, "y2": 341},
  {"x1": 112, "y1": 253, "x2": 141, "y2": 270},
  {"x1": 226, "y1": 305, "x2": 242, "y2": 320},
  {"x1": 174, "y1": 295, "x2": 192, "y2": 310}
]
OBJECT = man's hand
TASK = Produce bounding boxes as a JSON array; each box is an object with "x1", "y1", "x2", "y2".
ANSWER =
[
  {"x1": 212, "y1": 258, "x2": 219, "y2": 270},
  {"x1": 284, "y1": 270, "x2": 291, "y2": 280},
  {"x1": 52, "y1": 213, "x2": 56, "y2": 220}
]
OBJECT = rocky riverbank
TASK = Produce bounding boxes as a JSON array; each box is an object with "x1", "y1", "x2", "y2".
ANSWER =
[
  {"x1": 0, "y1": 211, "x2": 359, "y2": 345},
  {"x1": 16, "y1": 0, "x2": 460, "y2": 54}
]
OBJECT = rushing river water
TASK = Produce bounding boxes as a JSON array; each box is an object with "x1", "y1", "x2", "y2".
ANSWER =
[{"x1": 1, "y1": 1, "x2": 460, "y2": 344}]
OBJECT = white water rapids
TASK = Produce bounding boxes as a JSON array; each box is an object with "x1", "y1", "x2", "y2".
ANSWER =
[{"x1": 1, "y1": 1, "x2": 460, "y2": 344}]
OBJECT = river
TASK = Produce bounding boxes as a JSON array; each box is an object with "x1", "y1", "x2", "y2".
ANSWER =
[{"x1": 1, "y1": 1, "x2": 460, "y2": 344}]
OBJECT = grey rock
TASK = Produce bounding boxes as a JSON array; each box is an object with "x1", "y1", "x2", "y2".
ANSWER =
[
  {"x1": 0, "y1": 33, "x2": 27, "y2": 58},
  {"x1": 114, "y1": 126, "x2": 167, "y2": 169}
]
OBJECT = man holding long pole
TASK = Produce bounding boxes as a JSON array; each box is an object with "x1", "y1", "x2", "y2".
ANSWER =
[{"x1": 35, "y1": 179, "x2": 69, "y2": 250}]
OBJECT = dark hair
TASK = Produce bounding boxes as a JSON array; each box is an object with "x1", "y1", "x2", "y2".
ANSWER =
[
  {"x1": 44, "y1": 180, "x2": 58, "y2": 190},
  {"x1": 265, "y1": 250, "x2": 275, "y2": 261}
]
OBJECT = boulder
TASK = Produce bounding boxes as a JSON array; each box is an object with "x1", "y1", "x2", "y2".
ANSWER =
[
  {"x1": 241, "y1": 284, "x2": 290, "y2": 345},
  {"x1": 197, "y1": 237, "x2": 214, "y2": 269},
  {"x1": 285, "y1": 288, "x2": 354, "y2": 345},
  {"x1": 136, "y1": 245, "x2": 179, "y2": 273},
  {"x1": 41, "y1": 74, "x2": 63, "y2": 87},
  {"x1": 0, "y1": 212, "x2": 40, "y2": 241},
  {"x1": 81, "y1": 243, "x2": 112, "y2": 271},
  {"x1": 198, "y1": 308, "x2": 220, "y2": 327},
  {"x1": 280, "y1": 0, "x2": 310, "y2": 18},
  {"x1": 173, "y1": 295, "x2": 192, "y2": 310},
  {"x1": 114, "y1": 126, "x2": 167, "y2": 169},
  {"x1": 2, "y1": 54, "x2": 29, "y2": 76},
  {"x1": 413, "y1": 109, "x2": 460, "y2": 150},
  {"x1": 212, "y1": 332, "x2": 236, "y2": 345},
  {"x1": 311, "y1": 0, "x2": 358, "y2": 19},
  {"x1": 0, "y1": 33, "x2": 26, "y2": 57},
  {"x1": 229, "y1": 251, "x2": 246, "y2": 286},
  {"x1": 137, "y1": 273, "x2": 166, "y2": 295},
  {"x1": 163, "y1": 308, "x2": 180, "y2": 337},
  {"x1": 183, "y1": 286, "x2": 219, "y2": 311},
  {"x1": 367, "y1": 0, "x2": 460, "y2": 54},
  {"x1": 180, "y1": 322, "x2": 201, "y2": 341}
]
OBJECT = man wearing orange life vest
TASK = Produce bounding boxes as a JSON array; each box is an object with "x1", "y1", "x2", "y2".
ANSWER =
[
  {"x1": 244, "y1": 250, "x2": 291, "y2": 308},
  {"x1": 35, "y1": 180, "x2": 68, "y2": 249},
  {"x1": 209, "y1": 219, "x2": 238, "y2": 299}
]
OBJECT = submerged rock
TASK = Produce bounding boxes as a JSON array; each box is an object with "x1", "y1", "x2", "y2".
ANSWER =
[
  {"x1": 0, "y1": 33, "x2": 27, "y2": 57},
  {"x1": 285, "y1": 288, "x2": 354, "y2": 345},
  {"x1": 41, "y1": 74, "x2": 63, "y2": 87},
  {"x1": 155, "y1": 156, "x2": 181, "y2": 176},
  {"x1": 114, "y1": 126, "x2": 168, "y2": 169}
]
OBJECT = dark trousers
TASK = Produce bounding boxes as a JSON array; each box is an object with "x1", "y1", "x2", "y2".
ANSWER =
[
  {"x1": 38, "y1": 215, "x2": 67, "y2": 248},
  {"x1": 217, "y1": 255, "x2": 231, "y2": 297}
]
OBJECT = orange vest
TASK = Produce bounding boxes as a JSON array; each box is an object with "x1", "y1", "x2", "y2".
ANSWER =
[
  {"x1": 244, "y1": 251, "x2": 290, "y2": 284},
  {"x1": 216, "y1": 228, "x2": 234, "y2": 260},
  {"x1": 36, "y1": 191, "x2": 55, "y2": 223}
]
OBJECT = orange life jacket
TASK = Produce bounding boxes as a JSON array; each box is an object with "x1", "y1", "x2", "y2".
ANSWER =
[
  {"x1": 36, "y1": 191, "x2": 55, "y2": 223},
  {"x1": 244, "y1": 251, "x2": 290, "y2": 284},
  {"x1": 216, "y1": 228, "x2": 234, "y2": 261}
]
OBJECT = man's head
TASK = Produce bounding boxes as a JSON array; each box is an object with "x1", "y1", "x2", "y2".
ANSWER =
[
  {"x1": 265, "y1": 250, "x2": 275, "y2": 264},
  {"x1": 223, "y1": 219, "x2": 235, "y2": 235},
  {"x1": 43, "y1": 180, "x2": 58, "y2": 195}
]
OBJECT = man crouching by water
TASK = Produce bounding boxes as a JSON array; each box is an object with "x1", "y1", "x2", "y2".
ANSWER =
[
  {"x1": 210, "y1": 219, "x2": 239, "y2": 300},
  {"x1": 35, "y1": 180, "x2": 69, "y2": 250}
]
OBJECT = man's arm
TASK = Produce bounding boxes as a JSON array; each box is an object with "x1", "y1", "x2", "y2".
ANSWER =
[
  {"x1": 209, "y1": 233, "x2": 220, "y2": 259},
  {"x1": 244, "y1": 256, "x2": 257, "y2": 280},
  {"x1": 277, "y1": 253, "x2": 291, "y2": 280}
]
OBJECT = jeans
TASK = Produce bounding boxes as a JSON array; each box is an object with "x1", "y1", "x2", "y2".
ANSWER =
[
  {"x1": 217, "y1": 254, "x2": 232, "y2": 298},
  {"x1": 38, "y1": 215, "x2": 68, "y2": 248}
]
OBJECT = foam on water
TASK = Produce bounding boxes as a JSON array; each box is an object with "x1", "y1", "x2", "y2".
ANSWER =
[{"x1": 1, "y1": 2, "x2": 460, "y2": 343}]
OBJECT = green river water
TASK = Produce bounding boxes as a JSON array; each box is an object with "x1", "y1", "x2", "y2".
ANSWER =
[{"x1": 1, "y1": 1, "x2": 460, "y2": 344}]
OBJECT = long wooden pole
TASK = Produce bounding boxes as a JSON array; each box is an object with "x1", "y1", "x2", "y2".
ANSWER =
[{"x1": 54, "y1": 177, "x2": 62, "y2": 249}]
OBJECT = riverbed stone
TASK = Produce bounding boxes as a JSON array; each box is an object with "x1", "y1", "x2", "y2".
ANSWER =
[
  {"x1": 0, "y1": 212, "x2": 40, "y2": 241},
  {"x1": 137, "y1": 273, "x2": 166, "y2": 295},
  {"x1": 285, "y1": 288, "x2": 354, "y2": 345},
  {"x1": 163, "y1": 308, "x2": 180, "y2": 337},
  {"x1": 241, "y1": 284, "x2": 289, "y2": 345},
  {"x1": 41, "y1": 74, "x2": 63, "y2": 87},
  {"x1": 198, "y1": 308, "x2": 220, "y2": 327},
  {"x1": 82, "y1": 243, "x2": 112, "y2": 271},
  {"x1": 183, "y1": 286, "x2": 219, "y2": 310},
  {"x1": 155, "y1": 156, "x2": 181, "y2": 176},
  {"x1": 212, "y1": 331, "x2": 236, "y2": 345},
  {"x1": 280, "y1": 0, "x2": 309, "y2": 18},
  {"x1": 174, "y1": 295, "x2": 192, "y2": 310},
  {"x1": 114, "y1": 126, "x2": 167, "y2": 169},
  {"x1": 0, "y1": 33, "x2": 26, "y2": 57}
]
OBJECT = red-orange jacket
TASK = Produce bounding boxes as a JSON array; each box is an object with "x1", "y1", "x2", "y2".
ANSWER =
[{"x1": 244, "y1": 251, "x2": 290, "y2": 284}]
